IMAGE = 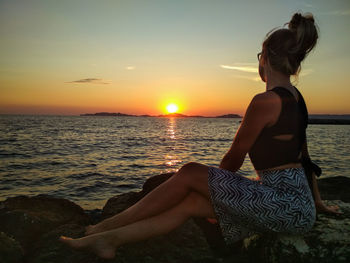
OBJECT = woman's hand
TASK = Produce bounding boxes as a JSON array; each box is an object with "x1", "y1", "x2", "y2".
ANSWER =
[{"x1": 315, "y1": 200, "x2": 343, "y2": 215}]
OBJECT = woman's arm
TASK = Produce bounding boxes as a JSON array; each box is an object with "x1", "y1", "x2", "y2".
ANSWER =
[
  {"x1": 302, "y1": 140, "x2": 342, "y2": 214},
  {"x1": 219, "y1": 92, "x2": 279, "y2": 172},
  {"x1": 312, "y1": 171, "x2": 342, "y2": 214}
]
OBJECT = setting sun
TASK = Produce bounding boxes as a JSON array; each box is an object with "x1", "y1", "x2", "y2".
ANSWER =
[{"x1": 166, "y1": 103, "x2": 179, "y2": 114}]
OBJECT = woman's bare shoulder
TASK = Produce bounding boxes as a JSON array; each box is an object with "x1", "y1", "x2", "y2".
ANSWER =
[
  {"x1": 252, "y1": 90, "x2": 280, "y2": 102},
  {"x1": 249, "y1": 91, "x2": 281, "y2": 111},
  {"x1": 244, "y1": 90, "x2": 282, "y2": 127}
]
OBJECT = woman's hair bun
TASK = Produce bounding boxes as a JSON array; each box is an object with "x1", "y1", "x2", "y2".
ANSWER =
[
  {"x1": 262, "y1": 12, "x2": 318, "y2": 76},
  {"x1": 289, "y1": 13, "x2": 305, "y2": 32},
  {"x1": 288, "y1": 12, "x2": 318, "y2": 60}
]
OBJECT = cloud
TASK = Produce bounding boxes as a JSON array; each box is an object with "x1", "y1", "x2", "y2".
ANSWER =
[
  {"x1": 66, "y1": 78, "x2": 109, "y2": 84},
  {"x1": 320, "y1": 9, "x2": 350, "y2": 16},
  {"x1": 301, "y1": 2, "x2": 313, "y2": 8},
  {"x1": 299, "y1": 68, "x2": 314, "y2": 77},
  {"x1": 220, "y1": 63, "x2": 260, "y2": 82},
  {"x1": 220, "y1": 64, "x2": 258, "y2": 73},
  {"x1": 234, "y1": 75, "x2": 261, "y2": 82},
  {"x1": 126, "y1": 66, "x2": 135, "y2": 70}
]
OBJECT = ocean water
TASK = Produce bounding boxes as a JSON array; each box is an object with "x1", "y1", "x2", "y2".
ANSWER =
[{"x1": 0, "y1": 115, "x2": 349, "y2": 209}]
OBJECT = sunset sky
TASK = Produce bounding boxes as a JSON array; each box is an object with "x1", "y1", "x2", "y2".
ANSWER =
[{"x1": 1, "y1": 0, "x2": 349, "y2": 116}]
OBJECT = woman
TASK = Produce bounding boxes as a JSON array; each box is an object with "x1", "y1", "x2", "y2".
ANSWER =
[{"x1": 60, "y1": 12, "x2": 341, "y2": 259}]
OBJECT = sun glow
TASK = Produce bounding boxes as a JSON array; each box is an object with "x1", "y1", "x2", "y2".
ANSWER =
[{"x1": 166, "y1": 103, "x2": 179, "y2": 114}]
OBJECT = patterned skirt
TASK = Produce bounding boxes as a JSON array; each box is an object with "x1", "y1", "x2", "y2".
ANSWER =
[{"x1": 207, "y1": 166, "x2": 316, "y2": 244}]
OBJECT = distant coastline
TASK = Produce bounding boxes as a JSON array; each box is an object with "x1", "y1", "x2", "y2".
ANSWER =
[
  {"x1": 1, "y1": 113, "x2": 349, "y2": 124},
  {"x1": 79, "y1": 112, "x2": 350, "y2": 124},
  {"x1": 79, "y1": 112, "x2": 242, "y2": 119}
]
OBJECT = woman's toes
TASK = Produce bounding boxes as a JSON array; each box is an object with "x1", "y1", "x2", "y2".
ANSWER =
[
  {"x1": 59, "y1": 236, "x2": 84, "y2": 249},
  {"x1": 59, "y1": 234, "x2": 116, "y2": 259},
  {"x1": 59, "y1": 236, "x2": 74, "y2": 246}
]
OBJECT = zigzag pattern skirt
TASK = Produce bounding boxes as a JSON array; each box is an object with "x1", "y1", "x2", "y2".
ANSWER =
[{"x1": 207, "y1": 167, "x2": 316, "y2": 244}]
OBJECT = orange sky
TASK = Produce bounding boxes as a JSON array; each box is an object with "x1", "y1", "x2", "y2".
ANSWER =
[{"x1": 1, "y1": 0, "x2": 350, "y2": 116}]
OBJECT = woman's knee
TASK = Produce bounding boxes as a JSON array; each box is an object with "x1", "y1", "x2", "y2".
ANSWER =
[
  {"x1": 178, "y1": 162, "x2": 209, "y2": 176},
  {"x1": 175, "y1": 162, "x2": 209, "y2": 190},
  {"x1": 179, "y1": 162, "x2": 201, "y2": 173}
]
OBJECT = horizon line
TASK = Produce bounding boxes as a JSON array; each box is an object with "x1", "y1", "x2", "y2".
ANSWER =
[{"x1": 1, "y1": 112, "x2": 350, "y2": 117}]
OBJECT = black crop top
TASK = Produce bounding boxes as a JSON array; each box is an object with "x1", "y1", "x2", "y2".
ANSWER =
[{"x1": 248, "y1": 86, "x2": 308, "y2": 170}]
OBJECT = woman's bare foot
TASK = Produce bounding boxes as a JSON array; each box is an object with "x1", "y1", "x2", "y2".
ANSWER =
[
  {"x1": 59, "y1": 234, "x2": 116, "y2": 259},
  {"x1": 85, "y1": 220, "x2": 113, "y2": 236}
]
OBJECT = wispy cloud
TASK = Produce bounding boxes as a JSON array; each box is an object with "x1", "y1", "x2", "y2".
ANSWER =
[
  {"x1": 66, "y1": 78, "x2": 109, "y2": 84},
  {"x1": 126, "y1": 66, "x2": 135, "y2": 70},
  {"x1": 220, "y1": 63, "x2": 313, "y2": 81},
  {"x1": 234, "y1": 75, "x2": 261, "y2": 82},
  {"x1": 299, "y1": 68, "x2": 314, "y2": 77},
  {"x1": 301, "y1": 2, "x2": 313, "y2": 8},
  {"x1": 320, "y1": 9, "x2": 350, "y2": 16},
  {"x1": 220, "y1": 64, "x2": 258, "y2": 73}
]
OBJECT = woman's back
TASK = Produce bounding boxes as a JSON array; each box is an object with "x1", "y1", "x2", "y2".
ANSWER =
[{"x1": 249, "y1": 86, "x2": 308, "y2": 171}]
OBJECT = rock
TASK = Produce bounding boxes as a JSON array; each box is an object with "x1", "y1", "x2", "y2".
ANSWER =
[
  {"x1": 85, "y1": 208, "x2": 103, "y2": 225},
  {"x1": 100, "y1": 173, "x2": 216, "y2": 262},
  {"x1": 33, "y1": 220, "x2": 213, "y2": 263},
  {"x1": 0, "y1": 232, "x2": 24, "y2": 263},
  {"x1": 30, "y1": 224, "x2": 98, "y2": 263},
  {"x1": 0, "y1": 194, "x2": 90, "y2": 253},
  {"x1": 101, "y1": 173, "x2": 174, "y2": 219},
  {"x1": 140, "y1": 172, "x2": 174, "y2": 196},
  {"x1": 102, "y1": 192, "x2": 142, "y2": 219},
  {"x1": 0, "y1": 194, "x2": 89, "y2": 226},
  {"x1": 112, "y1": 218, "x2": 213, "y2": 263},
  {"x1": 0, "y1": 210, "x2": 53, "y2": 253},
  {"x1": 192, "y1": 217, "x2": 234, "y2": 257},
  {"x1": 1, "y1": 175, "x2": 349, "y2": 263},
  {"x1": 242, "y1": 200, "x2": 350, "y2": 263},
  {"x1": 101, "y1": 174, "x2": 350, "y2": 262},
  {"x1": 317, "y1": 176, "x2": 350, "y2": 202}
]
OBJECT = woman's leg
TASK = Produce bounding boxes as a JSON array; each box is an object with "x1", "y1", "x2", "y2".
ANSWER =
[
  {"x1": 60, "y1": 191, "x2": 216, "y2": 259},
  {"x1": 86, "y1": 162, "x2": 211, "y2": 235}
]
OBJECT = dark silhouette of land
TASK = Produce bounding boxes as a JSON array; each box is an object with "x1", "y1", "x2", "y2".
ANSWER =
[
  {"x1": 80, "y1": 112, "x2": 242, "y2": 118},
  {"x1": 80, "y1": 112, "x2": 350, "y2": 124},
  {"x1": 81, "y1": 112, "x2": 134, "y2": 117}
]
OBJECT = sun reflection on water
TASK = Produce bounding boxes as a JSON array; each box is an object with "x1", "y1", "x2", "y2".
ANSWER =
[
  {"x1": 167, "y1": 117, "x2": 176, "y2": 140},
  {"x1": 164, "y1": 118, "x2": 182, "y2": 172},
  {"x1": 165, "y1": 155, "x2": 182, "y2": 167}
]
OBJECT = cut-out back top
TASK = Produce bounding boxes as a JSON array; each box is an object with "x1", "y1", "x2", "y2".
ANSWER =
[{"x1": 248, "y1": 86, "x2": 308, "y2": 171}]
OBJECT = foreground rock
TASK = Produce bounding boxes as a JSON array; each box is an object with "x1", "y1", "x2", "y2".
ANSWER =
[
  {"x1": 317, "y1": 176, "x2": 350, "y2": 202},
  {"x1": 0, "y1": 232, "x2": 23, "y2": 263},
  {"x1": 0, "y1": 175, "x2": 349, "y2": 263},
  {"x1": 101, "y1": 172, "x2": 173, "y2": 219},
  {"x1": 0, "y1": 195, "x2": 90, "y2": 254},
  {"x1": 241, "y1": 200, "x2": 350, "y2": 263},
  {"x1": 31, "y1": 224, "x2": 98, "y2": 263}
]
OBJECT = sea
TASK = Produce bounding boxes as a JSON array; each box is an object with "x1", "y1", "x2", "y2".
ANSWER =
[{"x1": 0, "y1": 115, "x2": 349, "y2": 209}]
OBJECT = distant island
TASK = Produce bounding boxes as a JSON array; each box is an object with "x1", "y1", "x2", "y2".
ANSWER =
[
  {"x1": 80, "y1": 112, "x2": 137, "y2": 117},
  {"x1": 80, "y1": 112, "x2": 350, "y2": 124},
  {"x1": 80, "y1": 112, "x2": 242, "y2": 118}
]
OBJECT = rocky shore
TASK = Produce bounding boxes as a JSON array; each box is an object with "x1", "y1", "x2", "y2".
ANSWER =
[{"x1": 1, "y1": 174, "x2": 349, "y2": 263}]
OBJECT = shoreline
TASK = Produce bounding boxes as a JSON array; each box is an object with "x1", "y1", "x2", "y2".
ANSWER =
[
  {"x1": 1, "y1": 175, "x2": 349, "y2": 211},
  {"x1": 0, "y1": 175, "x2": 350, "y2": 213}
]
